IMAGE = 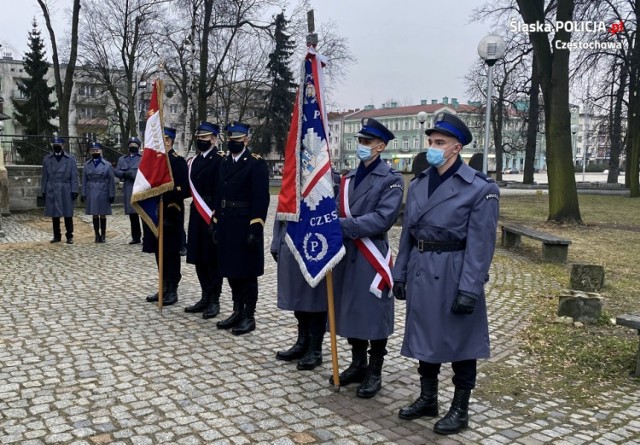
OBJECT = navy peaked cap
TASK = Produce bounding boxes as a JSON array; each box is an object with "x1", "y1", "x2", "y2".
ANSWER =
[
  {"x1": 128, "y1": 137, "x2": 141, "y2": 147},
  {"x1": 164, "y1": 127, "x2": 177, "y2": 140},
  {"x1": 196, "y1": 121, "x2": 220, "y2": 136},
  {"x1": 425, "y1": 112, "x2": 473, "y2": 146},
  {"x1": 89, "y1": 142, "x2": 103, "y2": 150},
  {"x1": 51, "y1": 136, "x2": 65, "y2": 145},
  {"x1": 356, "y1": 118, "x2": 395, "y2": 144},
  {"x1": 225, "y1": 121, "x2": 250, "y2": 139}
]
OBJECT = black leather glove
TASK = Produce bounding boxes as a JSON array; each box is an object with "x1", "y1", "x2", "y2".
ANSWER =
[
  {"x1": 109, "y1": 197, "x2": 115, "y2": 203},
  {"x1": 247, "y1": 233, "x2": 259, "y2": 252},
  {"x1": 81, "y1": 196, "x2": 85, "y2": 203},
  {"x1": 271, "y1": 251, "x2": 278, "y2": 262},
  {"x1": 451, "y1": 292, "x2": 477, "y2": 315},
  {"x1": 71, "y1": 192, "x2": 78, "y2": 200},
  {"x1": 392, "y1": 281, "x2": 406, "y2": 300}
]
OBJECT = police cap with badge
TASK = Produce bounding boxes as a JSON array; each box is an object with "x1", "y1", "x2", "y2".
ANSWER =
[
  {"x1": 51, "y1": 136, "x2": 65, "y2": 146},
  {"x1": 89, "y1": 141, "x2": 103, "y2": 151},
  {"x1": 225, "y1": 121, "x2": 250, "y2": 139},
  {"x1": 128, "y1": 137, "x2": 141, "y2": 148},
  {"x1": 356, "y1": 118, "x2": 395, "y2": 144},
  {"x1": 425, "y1": 112, "x2": 472, "y2": 146},
  {"x1": 164, "y1": 127, "x2": 177, "y2": 140},
  {"x1": 196, "y1": 121, "x2": 220, "y2": 137}
]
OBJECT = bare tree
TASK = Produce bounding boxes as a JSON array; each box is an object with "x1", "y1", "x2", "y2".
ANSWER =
[
  {"x1": 77, "y1": 0, "x2": 169, "y2": 146},
  {"x1": 36, "y1": 0, "x2": 81, "y2": 140}
]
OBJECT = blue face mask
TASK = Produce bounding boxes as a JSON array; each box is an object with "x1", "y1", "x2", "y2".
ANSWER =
[
  {"x1": 357, "y1": 143, "x2": 372, "y2": 162},
  {"x1": 426, "y1": 144, "x2": 457, "y2": 168}
]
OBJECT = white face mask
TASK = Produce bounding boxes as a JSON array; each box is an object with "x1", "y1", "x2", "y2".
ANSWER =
[{"x1": 357, "y1": 142, "x2": 381, "y2": 162}]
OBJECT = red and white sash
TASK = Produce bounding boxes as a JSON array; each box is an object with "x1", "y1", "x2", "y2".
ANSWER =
[
  {"x1": 187, "y1": 156, "x2": 213, "y2": 223},
  {"x1": 340, "y1": 176, "x2": 393, "y2": 298}
]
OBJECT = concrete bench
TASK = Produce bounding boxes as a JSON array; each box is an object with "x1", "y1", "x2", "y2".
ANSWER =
[
  {"x1": 500, "y1": 222, "x2": 571, "y2": 263},
  {"x1": 616, "y1": 312, "x2": 640, "y2": 377}
]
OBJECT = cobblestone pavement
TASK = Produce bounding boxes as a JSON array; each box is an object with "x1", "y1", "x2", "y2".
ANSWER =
[{"x1": 1, "y1": 201, "x2": 639, "y2": 445}]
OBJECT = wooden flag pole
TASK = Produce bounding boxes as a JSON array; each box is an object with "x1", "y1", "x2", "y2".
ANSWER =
[
  {"x1": 306, "y1": 8, "x2": 339, "y2": 391},
  {"x1": 326, "y1": 270, "x2": 340, "y2": 391},
  {"x1": 158, "y1": 195, "x2": 164, "y2": 315}
]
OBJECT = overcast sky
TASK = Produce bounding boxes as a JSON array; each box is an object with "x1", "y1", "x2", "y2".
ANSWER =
[{"x1": 2, "y1": 0, "x2": 495, "y2": 111}]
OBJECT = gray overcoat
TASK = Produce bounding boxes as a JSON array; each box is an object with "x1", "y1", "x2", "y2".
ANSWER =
[
  {"x1": 271, "y1": 219, "x2": 329, "y2": 312},
  {"x1": 393, "y1": 162, "x2": 500, "y2": 364},
  {"x1": 41, "y1": 152, "x2": 78, "y2": 218},
  {"x1": 82, "y1": 158, "x2": 115, "y2": 215},
  {"x1": 333, "y1": 161, "x2": 403, "y2": 340},
  {"x1": 114, "y1": 153, "x2": 141, "y2": 215}
]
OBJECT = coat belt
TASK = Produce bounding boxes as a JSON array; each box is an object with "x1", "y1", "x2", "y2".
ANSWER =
[
  {"x1": 411, "y1": 237, "x2": 466, "y2": 252},
  {"x1": 221, "y1": 200, "x2": 249, "y2": 208}
]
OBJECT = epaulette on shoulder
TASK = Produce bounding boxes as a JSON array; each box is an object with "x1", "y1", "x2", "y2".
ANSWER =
[
  {"x1": 474, "y1": 171, "x2": 495, "y2": 183},
  {"x1": 251, "y1": 153, "x2": 262, "y2": 160},
  {"x1": 171, "y1": 151, "x2": 181, "y2": 158}
]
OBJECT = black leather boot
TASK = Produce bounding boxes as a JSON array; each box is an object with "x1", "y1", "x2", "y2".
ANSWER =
[
  {"x1": 93, "y1": 217, "x2": 100, "y2": 243},
  {"x1": 232, "y1": 304, "x2": 255, "y2": 335},
  {"x1": 99, "y1": 218, "x2": 107, "y2": 243},
  {"x1": 217, "y1": 302, "x2": 243, "y2": 329},
  {"x1": 185, "y1": 291, "x2": 210, "y2": 313},
  {"x1": 202, "y1": 292, "x2": 220, "y2": 319},
  {"x1": 434, "y1": 388, "x2": 471, "y2": 435},
  {"x1": 297, "y1": 333, "x2": 323, "y2": 370},
  {"x1": 399, "y1": 377, "x2": 439, "y2": 419},
  {"x1": 276, "y1": 323, "x2": 309, "y2": 361},
  {"x1": 163, "y1": 282, "x2": 179, "y2": 306},
  {"x1": 356, "y1": 355, "x2": 384, "y2": 398},
  {"x1": 146, "y1": 283, "x2": 168, "y2": 302},
  {"x1": 329, "y1": 343, "x2": 368, "y2": 386}
]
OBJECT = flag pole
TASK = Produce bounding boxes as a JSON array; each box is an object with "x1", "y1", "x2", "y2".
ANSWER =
[
  {"x1": 306, "y1": 9, "x2": 340, "y2": 391},
  {"x1": 156, "y1": 69, "x2": 166, "y2": 314}
]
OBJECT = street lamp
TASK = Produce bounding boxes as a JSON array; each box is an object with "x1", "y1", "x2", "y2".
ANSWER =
[
  {"x1": 571, "y1": 124, "x2": 578, "y2": 167},
  {"x1": 478, "y1": 35, "x2": 506, "y2": 174},
  {"x1": 417, "y1": 111, "x2": 428, "y2": 150}
]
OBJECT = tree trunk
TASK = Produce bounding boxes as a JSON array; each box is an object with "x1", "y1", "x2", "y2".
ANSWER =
[
  {"x1": 629, "y1": 0, "x2": 640, "y2": 197},
  {"x1": 608, "y1": 63, "x2": 626, "y2": 184},
  {"x1": 37, "y1": 0, "x2": 80, "y2": 138},
  {"x1": 518, "y1": 0, "x2": 581, "y2": 222},
  {"x1": 523, "y1": 54, "x2": 539, "y2": 185},
  {"x1": 492, "y1": 93, "x2": 504, "y2": 182},
  {"x1": 198, "y1": 0, "x2": 214, "y2": 123}
]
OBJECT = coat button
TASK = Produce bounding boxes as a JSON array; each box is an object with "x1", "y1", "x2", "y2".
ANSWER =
[
  {"x1": 416, "y1": 272, "x2": 421, "y2": 276},
  {"x1": 434, "y1": 276, "x2": 439, "y2": 280}
]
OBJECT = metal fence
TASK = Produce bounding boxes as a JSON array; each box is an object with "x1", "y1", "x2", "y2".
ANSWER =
[{"x1": 0, "y1": 135, "x2": 126, "y2": 166}]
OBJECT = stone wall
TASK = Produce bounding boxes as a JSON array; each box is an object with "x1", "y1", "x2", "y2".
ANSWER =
[{"x1": 6, "y1": 165, "x2": 124, "y2": 212}]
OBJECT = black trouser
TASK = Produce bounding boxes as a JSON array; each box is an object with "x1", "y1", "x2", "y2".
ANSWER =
[
  {"x1": 52, "y1": 217, "x2": 73, "y2": 239},
  {"x1": 228, "y1": 277, "x2": 258, "y2": 309},
  {"x1": 294, "y1": 311, "x2": 327, "y2": 335},
  {"x1": 154, "y1": 250, "x2": 181, "y2": 286},
  {"x1": 347, "y1": 338, "x2": 388, "y2": 357},
  {"x1": 418, "y1": 359, "x2": 477, "y2": 390},
  {"x1": 195, "y1": 262, "x2": 222, "y2": 294},
  {"x1": 129, "y1": 214, "x2": 141, "y2": 241}
]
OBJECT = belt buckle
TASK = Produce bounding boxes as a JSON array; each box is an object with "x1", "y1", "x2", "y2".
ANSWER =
[
  {"x1": 417, "y1": 239, "x2": 425, "y2": 252},
  {"x1": 221, "y1": 200, "x2": 226, "y2": 208}
]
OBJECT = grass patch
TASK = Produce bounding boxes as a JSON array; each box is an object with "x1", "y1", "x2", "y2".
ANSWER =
[{"x1": 478, "y1": 194, "x2": 640, "y2": 406}]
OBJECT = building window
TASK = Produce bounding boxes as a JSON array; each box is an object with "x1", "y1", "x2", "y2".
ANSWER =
[
  {"x1": 404, "y1": 119, "x2": 409, "y2": 130},
  {"x1": 169, "y1": 104, "x2": 179, "y2": 114},
  {"x1": 393, "y1": 139, "x2": 398, "y2": 150},
  {"x1": 413, "y1": 137, "x2": 418, "y2": 149},
  {"x1": 394, "y1": 120, "x2": 398, "y2": 131},
  {"x1": 347, "y1": 140, "x2": 352, "y2": 151},
  {"x1": 402, "y1": 137, "x2": 409, "y2": 151}
]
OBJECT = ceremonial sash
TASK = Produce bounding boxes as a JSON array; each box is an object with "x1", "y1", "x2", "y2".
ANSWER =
[
  {"x1": 340, "y1": 176, "x2": 393, "y2": 298},
  {"x1": 187, "y1": 156, "x2": 213, "y2": 223}
]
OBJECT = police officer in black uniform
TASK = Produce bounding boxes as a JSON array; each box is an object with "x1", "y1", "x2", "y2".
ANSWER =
[
  {"x1": 211, "y1": 122, "x2": 270, "y2": 335},
  {"x1": 144, "y1": 127, "x2": 190, "y2": 306},
  {"x1": 184, "y1": 122, "x2": 224, "y2": 319}
]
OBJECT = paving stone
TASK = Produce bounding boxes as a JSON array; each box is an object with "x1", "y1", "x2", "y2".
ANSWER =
[{"x1": 0, "y1": 203, "x2": 639, "y2": 445}]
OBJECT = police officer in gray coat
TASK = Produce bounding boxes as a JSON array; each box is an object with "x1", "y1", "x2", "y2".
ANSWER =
[
  {"x1": 82, "y1": 142, "x2": 116, "y2": 243},
  {"x1": 392, "y1": 112, "x2": 500, "y2": 435},
  {"x1": 41, "y1": 137, "x2": 78, "y2": 244},
  {"x1": 332, "y1": 118, "x2": 403, "y2": 399},
  {"x1": 115, "y1": 137, "x2": 142, "y2": 244}
]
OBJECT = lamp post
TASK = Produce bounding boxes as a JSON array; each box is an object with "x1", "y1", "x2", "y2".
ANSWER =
[
  {"x1": 417, "y1": 111, "x2": 428, "y2": 150},
  {"x1": 136, "y1": 78, "x2": 147, "y2": 138},
  {"x1": 0, "y1": 120, "x2": 5, "y2": 237},
  {"x1": 571, "y1": 124, "x2": 578, "y2": 167},
  {"x1": 478, "y1": 35, "x2": 506, "y2": 175}
]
